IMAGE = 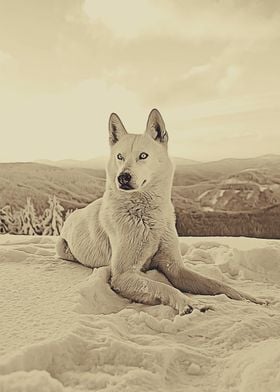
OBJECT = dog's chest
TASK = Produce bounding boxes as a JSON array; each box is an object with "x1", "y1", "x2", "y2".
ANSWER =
[{"x1": 101, "y1": 194, "x2": 164, "y2": 237}]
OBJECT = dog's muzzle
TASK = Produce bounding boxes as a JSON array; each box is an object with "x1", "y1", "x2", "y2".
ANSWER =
[{"x1": 117, "y1": 172, "x2": 133, "y2": 190}]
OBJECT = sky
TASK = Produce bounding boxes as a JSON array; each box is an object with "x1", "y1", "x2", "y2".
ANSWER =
[{"x1": 0, "y1": 0, "x2": 279, "y2": 162}]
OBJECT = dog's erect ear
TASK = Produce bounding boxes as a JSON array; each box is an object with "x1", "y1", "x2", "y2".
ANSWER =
[
  {"x1": 145, "y1": 109, "x2": 168, "y2": 145},
  {"x1": 108, "y1": 113, "x2": 128, "y2": 146}
]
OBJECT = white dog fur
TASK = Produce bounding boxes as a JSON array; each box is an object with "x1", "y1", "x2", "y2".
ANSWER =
[{"x1": 56, "y1": 109, "x2": 265, "y2": 314}]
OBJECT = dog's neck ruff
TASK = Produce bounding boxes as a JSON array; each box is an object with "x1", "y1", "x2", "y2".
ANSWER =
[{"x1": 105, "y1": 187, "x2": 169, "y2": 204}]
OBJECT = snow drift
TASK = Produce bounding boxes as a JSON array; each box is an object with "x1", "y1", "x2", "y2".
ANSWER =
[{"x1": 0, "y1": 235, "x2": 280, "y2": 392}]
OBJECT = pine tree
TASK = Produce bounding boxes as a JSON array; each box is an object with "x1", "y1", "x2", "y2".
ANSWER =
[
  {"x1": 42, "y1": 195, "x2": 64, "y2": 235},
  {"x1": 0, "y1": 205, "x2": 18, "y2": 234},
  {"x1": 0, "y1": 211, "x2": 8, "y2": 233},
  {"x1": 0, "y1": 207, "x2": 10, "y2": 233},
  {"x1": 65, "y1": 209, "x2": 74, "y2": 220},
  {"x1": 19, "y1": 198, "x2": 41, "y2": 235}
]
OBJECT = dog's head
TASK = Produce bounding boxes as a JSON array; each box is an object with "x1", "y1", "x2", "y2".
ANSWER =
[{"x1": 106, "y1": 109, "x2": 173, "y2": 192}]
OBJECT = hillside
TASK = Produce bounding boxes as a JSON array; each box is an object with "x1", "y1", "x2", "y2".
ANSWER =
[
  {"x1": 0, "y1": 163, "x2": 105, "y2": 213},
  {"x1": 36, "y1": 157, "x2": 108, "y2": 170},
  {"x1": 175, "y1": 203, "x2": 280, "y2": 239},
  {"x1": 173, "y1": 154, "x2": 280, "y2": 186},
  {"x1": 36, "y1": 156, "x2": 200, "y2": 171},
  {"x1": 174, "y1": 168, "x2": 280, "y2": 212}
]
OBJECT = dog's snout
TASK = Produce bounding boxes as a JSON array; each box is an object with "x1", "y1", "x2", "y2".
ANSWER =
[{"x1": 118, "y1": 172, "x2": 132, "y2": 185}]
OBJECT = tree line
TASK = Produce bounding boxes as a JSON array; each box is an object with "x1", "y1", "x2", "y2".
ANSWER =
[
  {"x1": 1, "y1": 195, "x2": 279, "y2": 239},
  {"x1": 0, "y1": 195, "x2": 71, "y2": 235},
  {"x1": 175, "y1": 204, "x2": 280, "y2": 239}
]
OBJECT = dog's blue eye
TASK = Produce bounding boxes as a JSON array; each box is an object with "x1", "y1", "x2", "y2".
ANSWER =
[
  {"x1": 117, "y1": 153, "x2": 124, "y2": 160},
  {"x1": 139, "y1": 152, "x2": 148, "y2": 160}
]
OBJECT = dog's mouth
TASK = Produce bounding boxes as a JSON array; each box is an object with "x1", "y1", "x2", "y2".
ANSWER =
[
  {"x1": 118, "y1": 180, "x2": 147, "y2": 191},
  {"x1": 119, "y1": 183, "x2": 135, "y2": 191}
]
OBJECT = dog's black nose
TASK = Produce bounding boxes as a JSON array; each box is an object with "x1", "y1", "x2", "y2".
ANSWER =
[{"x1": 118, "y1": 172, "x2": 131, "y2": 185}]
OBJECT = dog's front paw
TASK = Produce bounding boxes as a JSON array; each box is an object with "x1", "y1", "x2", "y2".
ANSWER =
[
  {"x1": 254, "y1": 297, "x2": 269, "y2": 306},
  {"x1": 178, "y1": 299, "x2": 214, "y2": 316},
  {"x1": 241, "y1": 292, "x2": 270, "y2": 306}
]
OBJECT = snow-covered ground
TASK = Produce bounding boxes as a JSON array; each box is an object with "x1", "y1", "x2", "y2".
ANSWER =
[{"x1": 1, "y1": 235, "x2": 280, "y2": 392}]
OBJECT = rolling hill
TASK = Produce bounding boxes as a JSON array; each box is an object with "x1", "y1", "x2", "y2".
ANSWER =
[
  {"x1": 0, "y1": 162, "x2": 105, "y2": 213},
  {"x1": 173, "y1": 154, "x2": 280, "y2": 186},
  {"x1": 36, "y1": 156, "x2": 200, "y2": 171},
  {"x1": 36, "y1": 156, "x2": 108, "y2": 171},
  {"x1": 173, "y1": 168, "x2": 280, "y2": 212}
]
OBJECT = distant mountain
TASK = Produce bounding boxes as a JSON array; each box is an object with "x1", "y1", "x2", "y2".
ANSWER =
[
  {"x1": 172, "y1": 157, "x2": 201, "y2": 166},
  {"x1": 173, "y1": 154, "x2": 280, "y2": 186},
  {"x1": 193, "y1": 169, "x2": 280, "y2": 212},
  {"x1": 36, "y1": 154, "x2": 280, "y2": 188},
  {"x1": 36, "y1": 156, "x2": 201, "y2": 170},
  {"x1": 0, "y1": 162, "x2": 105, "y2": 213},
  {"x1": 36, "y1": 156, "x2": 107, "y2": 170}
]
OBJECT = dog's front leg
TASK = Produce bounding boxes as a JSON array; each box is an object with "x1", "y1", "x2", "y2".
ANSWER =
[
  {"x1": 110, "y1": 247, "x2": 209, "y2": 314},
  {"x1": 155, "y1": 235, "x2": 266, "y2": 305},
  {"x1": 111, "y1": 270, "x2": 213, "y2": 314}
]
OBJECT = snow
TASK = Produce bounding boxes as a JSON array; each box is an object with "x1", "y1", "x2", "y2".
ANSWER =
[
  {"x1": 1, "y1": 235, "x2": 280, "y2": 392},
  {"x1": 201, "y1": 206, "x2": 214, "y2": 212},
  {"x1": 196, "y1": 190, "x2": 210, "y2": 201}
]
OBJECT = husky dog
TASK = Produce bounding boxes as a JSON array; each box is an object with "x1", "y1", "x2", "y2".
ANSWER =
[{"x1": 57, "y1": 109, "x2": 265, "y2": 314}]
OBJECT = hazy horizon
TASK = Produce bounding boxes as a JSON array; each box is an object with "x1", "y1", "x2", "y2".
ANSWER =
[
  {"x1": 1, "y1": 1, "x2": 279, "y2": 162},
  {"x1": 1, "y1": 151, "x2": 280, "y2": 166}
]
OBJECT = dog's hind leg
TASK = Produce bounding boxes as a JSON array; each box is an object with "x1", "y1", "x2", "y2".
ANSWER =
[
  {"x1": 56, "y1": 237, "x2": 78, "y2": 263},
  {"x1": 155, "y1": 236, "x2": 266, "y2": 305}
]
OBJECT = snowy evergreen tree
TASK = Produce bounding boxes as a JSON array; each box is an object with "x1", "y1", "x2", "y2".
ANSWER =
[
  {"x1": 65, "y1": 209, "x2": 74, "y2": 220},
  {"x1": 0, "y1": 206, "x2": 14, "y2": 233},
  {"x1": 12, "y1": 209, "x2": 22, "y2": 234},
  {"x1": 0, "y1": 210, "x2": 8, "y2": 233},
  {"x1": 18, "y1": 198, "x2": 41, "y2": 235},
  {"x1": 42, "y1": 195, "x2": 64, "y2": 235}
]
